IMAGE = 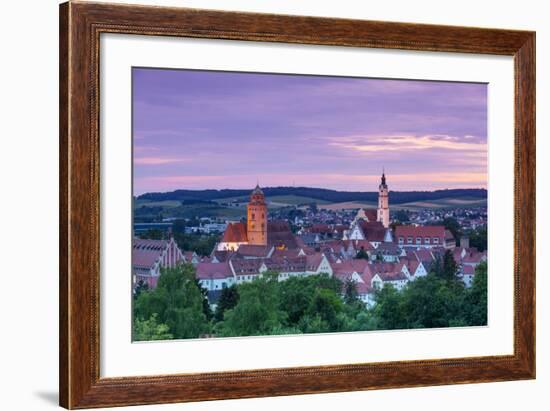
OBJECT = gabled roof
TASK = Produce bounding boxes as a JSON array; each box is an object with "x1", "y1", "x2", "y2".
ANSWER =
[
  {"x1": 196, "y1": 262, "x2": 233, "y2": 280},
  {"x1": 305, "y1": 253, "x2": 326, "y2": 271},
  {"x1": 271, "y1": 248, "x2": 302, "y2": 259},
  {"x1": 409, "y1": 248, "x2": 435, "y2": 263},
  {"x1": 230, "y1": 258, "x2": 264, "y2": 275},
  {"x1": 395, "y1": 225, "x2": 446, "y2": 239},
  {"x1": 263, "y1": 256, "x2": 307, "y2": 273},
  {"x1": 133, "y1": 250, "x2": 162, "y2": 270},
  {"x1": 221, "y1": 222, "x2": 248, "y2": 243},
  {"x1": 267, "y1": 220, "x2": 298, "y2": 249},
  {"x1": 133, "y1": 238, "x2": 170, "y2": 269},
  {"x1": 358, "y1": 221, "x2": 386, "y2": 242},
  {"x1": 375, "y1": 242, "x2": 401, "y2": 254},
  {"x1": 368, "y1": 262, "x2": 408, "y2": 281},
  {"x1": 401, "y1": 257, "x2": 421, "y2": 275},
  {"x1": 133, "y1": 238, "x2": 170, "y2": 251},
  {"x1": 236, "y1": 244, "x2": 273, "y2": 258},
  {"x1": 211, "y1": 250, "x2": 234, "y2": 262}
]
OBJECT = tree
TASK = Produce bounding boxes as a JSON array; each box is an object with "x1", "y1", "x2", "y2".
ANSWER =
[
  {"x1": 214, "y1": 285, "x2": 239, "y2": 322},
  {"x1": 442, "y1": 249, "x2": 458, "y2": 281},
  {"x1": 442, "y1": 217, "x2": 461, "y2": 244},
  {"x1": 394, "y1": 209, "x2": 410, "y2": 223},
  {"x1": 133, "y1": 314, "x2": 173, "y2": 341},
  {"x1": 304, "y1": 288, "x2": 344, "y2": 332},
  {"x1": 355, "y1": 248, "x2": 369, "y2": 260},
  {"x1": 463, "y1": 262, "x2": 487, "y2": 325},
  {"x1": 215, "y1": 272, "x2": 285, "y2": 337},
  {"x1": 468, "y1": 226, "x2": 487, "y2": 252},
  {"x1": 343, "y1": 278, "x2": 359, "y2": 305},
  {"x1": 400, "y1": 274, "x2": 464, "y2": 328},
  {"x1": 373, "y1": 285, "x2": 406, "y2": 330},
  {"x1": 133, "y1": 264, "x2": 210, "y2": 339},
  {"x1": 134, "y1": 279, "x2": 149, "y2": 298},
  {"x1": 195, "y1": 279, "x2": 213, "y2": 321},
  {"x1": 139, "y1": 228, "x2": 164, "y2": 240}
]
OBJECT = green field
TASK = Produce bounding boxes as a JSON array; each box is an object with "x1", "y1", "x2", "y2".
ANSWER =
[
  {"x1": 393, "y1": 197, "x2": 487, "y2": 210},
  {"x1": 135, "y1": 195, "x2": 486, "y2": 221},
  {"x1": 134, "y1": 199, "x2": 182, "y2": 208}
]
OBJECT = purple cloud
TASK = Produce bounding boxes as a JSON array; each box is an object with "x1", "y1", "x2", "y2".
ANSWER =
[{"x1": 133, "y1": 68, "x2": 487, "y2": 194}]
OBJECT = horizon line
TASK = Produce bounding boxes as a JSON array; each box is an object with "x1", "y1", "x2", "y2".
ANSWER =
[{"x1": 135, "y1": 185, "x2": 487, "y2": 197}]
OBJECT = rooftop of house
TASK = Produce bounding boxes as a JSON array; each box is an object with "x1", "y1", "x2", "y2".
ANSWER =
[{"x1": 196, "y1": 261, "x2": 233, "y2": 280}]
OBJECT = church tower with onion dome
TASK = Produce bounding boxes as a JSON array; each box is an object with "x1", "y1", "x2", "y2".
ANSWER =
[
  {"x1": 377, "y1": 171, "x2": 390, "y2": 228},
  {"x1": 247, "y1": 184, "x2": 268, "y2": 245}
]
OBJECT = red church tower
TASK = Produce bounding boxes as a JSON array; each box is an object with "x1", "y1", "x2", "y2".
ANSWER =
[{"x1": 247, "y1": 184, "x2": 268, "y2": 245}]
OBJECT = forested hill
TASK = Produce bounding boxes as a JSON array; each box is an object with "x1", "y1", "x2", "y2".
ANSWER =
[{"x1": 137, "y1": 187, "x2": 487, "y2": 205}]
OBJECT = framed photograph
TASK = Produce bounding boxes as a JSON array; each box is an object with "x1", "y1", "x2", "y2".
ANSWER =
[{"x1": 59, "y1": 1, "x2": 535, "y2": 409}]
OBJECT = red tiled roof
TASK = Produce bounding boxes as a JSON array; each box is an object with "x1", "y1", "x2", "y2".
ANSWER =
[
  {"x1": 331, "y1": 259, "x2": 369, "y2": 276},
  {"x1": 310, "y1": 224, "x2": 332, "y2": 234},
  {"x1": 267, "y1": 220, "x2": 298, "y2": 249},
  {"x1": 133, "y1": 238, "x2": 169, "y2": 269},
  {"x1": 196, "y1": 262, "x2": 233, "y2": 280},
  {"x1": 211, "y1": 250, "x2": 234, "y2": 262},
  {"x1": 462, "y1": 249, "x2": 485, "y2": 264},
  {"x1": 358, "y1": 221, "x2": 386, "y2": 242},
  {"x1": 364, "y1": 208, "x2": 378, "y2": 222},
  {"x1": 368, "y1": 262, "x2": 408, "y2": 281},
  {"x1": 236, "y1": 244, "x2": 272, "y2": 258},
  {"x1": 221, "y1": 222, "x2": 248, "y2": 243},
  {"x1": 462, "y1": 265, "x2": 476, "y2": 275},
  {"x1": 401, "y1": 258, "x2": 421, "y2": 275},
  {"x1": 133, "y1": 238, "x2": 170, "y2": 251},
  {"x1": 395, "y1": 225, "x2": 446, "y2": 239},
  {"x1": 133, "y1": 250, "x2": 161, "y2": 269},
  {"x1": 271, "y1": 248, "x2": 302, "y2": 259},
  {"x1": 305, "y1": 253, "x2": 325, "y2": 271},
  {"x1": 230, "y1": 258, "x2": 264, "y2": 275}
]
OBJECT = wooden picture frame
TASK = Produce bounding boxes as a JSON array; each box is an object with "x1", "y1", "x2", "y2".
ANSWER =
[{"x1": 59, "y1": 1, "x2": 535, "y2": 408}]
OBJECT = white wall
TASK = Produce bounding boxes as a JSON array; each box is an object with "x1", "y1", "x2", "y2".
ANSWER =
[{"x1": 0, "y1": 0, "x2": 547, "y2": 410}]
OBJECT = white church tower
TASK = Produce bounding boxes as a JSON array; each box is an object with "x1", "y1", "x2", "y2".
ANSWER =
[{"x1": 377, "y1": 171, "x2": 390, "y2": 228}]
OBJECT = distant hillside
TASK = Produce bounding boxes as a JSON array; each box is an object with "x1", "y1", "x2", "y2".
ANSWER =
[{"x1": 137, "y1": 187, "x2": 487, "y2": 205}]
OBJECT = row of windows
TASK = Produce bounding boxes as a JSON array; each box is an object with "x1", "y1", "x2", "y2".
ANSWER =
[{"x1": 398, "y1": 236, "x2": 440, "y2": 245}]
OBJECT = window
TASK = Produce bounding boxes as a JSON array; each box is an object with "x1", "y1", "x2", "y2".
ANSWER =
[
  {"x1": 407, "y1": 237, "x2": 413, "y2": 244},
  {"x1": 425, "y1": 237, "x2": 430, "y2": 244},
  {"x1": 398, "y1": 237, "x2": 404, "y2": 244},
  {"x1": 416, "y1": 237, "x2": 421, "y2": 244},
  {"x1": 251, "y1": 213, "x2": 255, "y2": 219},
  {"x1": 433, "y1": 237, "x2": 440, "y2": 244}
]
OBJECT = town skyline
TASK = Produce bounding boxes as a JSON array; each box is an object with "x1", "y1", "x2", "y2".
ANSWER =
[{"x1": 133, "y1": 68, "x2": 487, "y2": 195}]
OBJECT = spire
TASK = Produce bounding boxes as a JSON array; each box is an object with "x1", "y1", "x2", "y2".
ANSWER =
[{"x1": 381, "y1": 169, "x2": 386, "y2": 186}]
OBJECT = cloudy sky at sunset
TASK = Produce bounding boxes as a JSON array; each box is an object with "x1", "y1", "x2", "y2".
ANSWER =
[{"x1": 133, "y1": 68, "x2": 487, "y2": 195}]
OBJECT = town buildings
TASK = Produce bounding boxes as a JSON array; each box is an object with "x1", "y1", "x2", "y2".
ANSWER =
[
  {"x1": 132, "y1": 237, "x2": 186, "y2": 289},
  {"x1": 133, "y1": 172, "x2": 487, "y2": 304}
]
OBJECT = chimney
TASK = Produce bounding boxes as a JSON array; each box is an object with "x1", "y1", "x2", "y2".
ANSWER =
[{"x1": 460, "y1": 236, "x2": 470, "y2": 249}]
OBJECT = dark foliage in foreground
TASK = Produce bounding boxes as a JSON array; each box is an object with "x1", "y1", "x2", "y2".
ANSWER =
[{"x1": 133, "y1": 262, "x2": 487, "y2": 340}]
